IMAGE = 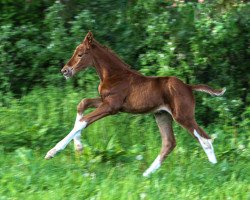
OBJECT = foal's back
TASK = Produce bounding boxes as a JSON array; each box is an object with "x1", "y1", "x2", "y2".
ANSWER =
[{"x1": 121, "y1": 74, "x2": 192, "y2": 114}]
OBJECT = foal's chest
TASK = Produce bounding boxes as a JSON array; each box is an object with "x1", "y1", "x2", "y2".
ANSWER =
[
  {"x1": 98, "y1": 83, "x2": 107, "y2": 97},
  {"x1": 98, "y1": 81, "x2": 127, "y2": 99}
]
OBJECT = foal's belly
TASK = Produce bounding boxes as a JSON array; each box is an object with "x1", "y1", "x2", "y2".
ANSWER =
[{"x1": 121, "y1": 88, "x2": 164, "y2": 114}]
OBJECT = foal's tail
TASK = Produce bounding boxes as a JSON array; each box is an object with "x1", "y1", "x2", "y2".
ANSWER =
[{"x1": 190, "y1": 84, "x2": 226, "y2": 96}]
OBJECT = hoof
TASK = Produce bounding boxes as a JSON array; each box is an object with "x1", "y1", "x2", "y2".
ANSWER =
[
  {"x1": 143, "y1": 172, "x2": 150, "y2": 177},
  {"x1": 45, "y1": 148, "x2": 58, "y2": 159},
  {"x1": 74, "y1": 144, "x2": 83, "y2": 152}
]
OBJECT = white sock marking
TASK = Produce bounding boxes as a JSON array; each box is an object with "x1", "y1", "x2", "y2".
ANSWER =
[
  {"x1": 194, "y1": 129, "x2": 217, "y2": 164},
  {"x1": 74, "y1": 133, "x2": 82, "y2": 150},
  {"x1": 75, "y1": 113, "x2": 82, "y2": 124},
  {"x1": 55, "y1": 120, "x2": 87, "y2": 150},
  {"x1": 143, "y1": 155, "x2": 161, "y2": 177},
  {"x1": 73, "y1": 114, "x2": 83, "y2": 150},
  {"x1": 45, "y1": 120, "x2": 87, "y2": 159}
]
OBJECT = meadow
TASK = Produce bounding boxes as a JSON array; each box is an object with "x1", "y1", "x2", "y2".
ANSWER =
[{"x1": 0, "y1": 86, "x2": 249, "y2": 200}]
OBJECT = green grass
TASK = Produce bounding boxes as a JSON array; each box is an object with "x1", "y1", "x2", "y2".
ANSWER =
[
  {"x1": 0, "y1": 145, "x2": 249, "y2": 200},
  {"x1": 0, "y1": 86, "x2": 249, "y2": 200}
]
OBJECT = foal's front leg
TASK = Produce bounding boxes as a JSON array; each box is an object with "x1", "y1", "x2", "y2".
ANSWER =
[
  {"x1": 74, "y1": 98, "x2": 102, "y2": 151},
  {"x1": 45, "y1": 99, "x2": 117, "y2": 159},
  {"x1": 45, "y1": 119, "x2": 87, "y2": 159}
]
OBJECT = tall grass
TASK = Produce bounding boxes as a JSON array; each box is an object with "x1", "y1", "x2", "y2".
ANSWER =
[{"x1": 0, "y1": 86, "x2": 249, "y2": 199}]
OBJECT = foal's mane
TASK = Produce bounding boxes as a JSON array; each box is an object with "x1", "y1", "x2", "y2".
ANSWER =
[{"x1": 93, "y1": 40, "x2": 131, "y2": 69}]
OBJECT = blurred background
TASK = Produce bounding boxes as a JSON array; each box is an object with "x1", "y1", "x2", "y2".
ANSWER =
[{"x1": 0, "y1": 0, "x2": 249, "y2": 199}]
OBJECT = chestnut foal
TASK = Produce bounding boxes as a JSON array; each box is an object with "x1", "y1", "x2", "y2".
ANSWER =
[{"x1": 45, "y1": 32, "x2": 226, "y2": 177}]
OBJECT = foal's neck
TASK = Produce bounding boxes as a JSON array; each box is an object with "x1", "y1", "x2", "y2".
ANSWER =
[{"x1": 91, "y1": 43, "x2": 131, "y2": 81}]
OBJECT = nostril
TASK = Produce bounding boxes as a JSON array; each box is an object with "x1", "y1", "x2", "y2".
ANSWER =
[{"x1": 61, "y1": 68, "x2": 68, "y2": 74}]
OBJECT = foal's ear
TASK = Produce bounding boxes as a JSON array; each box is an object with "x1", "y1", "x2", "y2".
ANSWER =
[{"x1": 83, "y1": 31, "x2": 94, "y2": 48}]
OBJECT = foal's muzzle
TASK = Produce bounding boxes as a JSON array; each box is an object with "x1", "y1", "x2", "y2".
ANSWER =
[{"x1": 61, "y1": 67, "x2": 73, "y2": 79}]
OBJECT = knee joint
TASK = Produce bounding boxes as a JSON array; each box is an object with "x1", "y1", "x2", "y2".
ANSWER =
[
  {"x1": 166, "y1": 141, "x2": 176, "y2": 151},
  {"x1": 106, "y1": 106, "x2": 119, "y2": 115},
  {"x1": 77, "y1": 98, "x2": 89, "y2": 113},
  {"x1": 162, "y1": 140, "x2": 176, "y2": 159}
]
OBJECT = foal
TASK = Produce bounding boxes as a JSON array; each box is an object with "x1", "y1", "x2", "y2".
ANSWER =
[{"x1": 45, "y1": 32, "x2": 226, "y2": 177}]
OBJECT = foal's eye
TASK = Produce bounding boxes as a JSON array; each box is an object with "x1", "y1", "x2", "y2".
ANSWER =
[{"x1": 78, "y1": 54, "x2": 83, "y2": 58}]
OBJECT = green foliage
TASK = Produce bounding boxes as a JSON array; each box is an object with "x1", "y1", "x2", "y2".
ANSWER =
[{"x1": 0, "y1": 1, "x2": 249, "y2": 113}]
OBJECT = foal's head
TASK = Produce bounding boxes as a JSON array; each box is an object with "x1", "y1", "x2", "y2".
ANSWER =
[{"x1": 61, "y1": 31, "x2": 94, "y2": 78}]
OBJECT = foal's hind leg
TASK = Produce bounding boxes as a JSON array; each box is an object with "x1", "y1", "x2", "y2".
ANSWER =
[
  {"x1": 143, "y1": 112, "x2": 176, "y2": 177},
  {"x1": 74, "y1": 98, "x2": 102, "y2": 151},
  {"x1": 169, "y1": 84, "x2": 217, "y2": 163},
  {"x1": 173, "y1": 113, "x2": 217, "y2": 164}
]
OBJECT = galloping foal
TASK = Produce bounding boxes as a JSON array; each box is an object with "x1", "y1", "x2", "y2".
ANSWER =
[{"x1": 45, "y1": 32, "x2": 226, "y2": 177}]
